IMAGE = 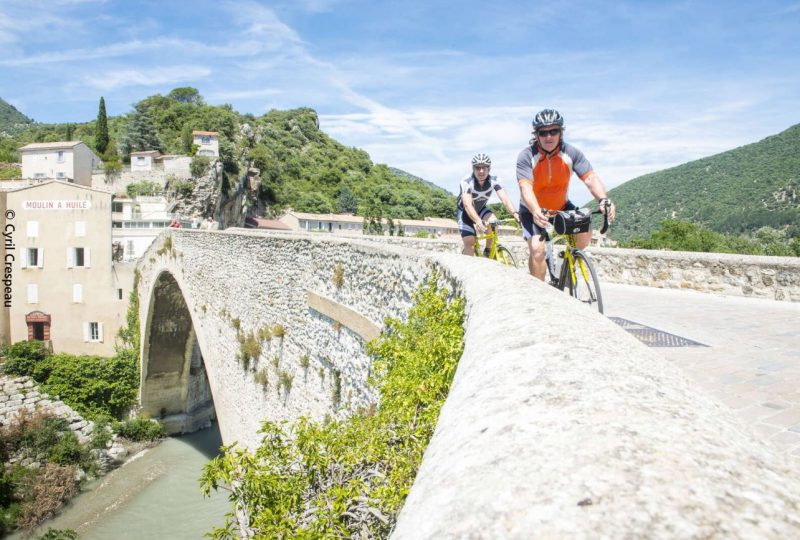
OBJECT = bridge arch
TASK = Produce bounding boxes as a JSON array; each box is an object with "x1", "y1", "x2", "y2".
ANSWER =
[{"x1": 140, "y1": 270, "x2": 216, "y2": 435}]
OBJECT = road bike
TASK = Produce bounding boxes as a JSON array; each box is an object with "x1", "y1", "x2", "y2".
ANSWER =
[
  {"x1": 474, "y1": 218, "x2": 518, "y2": 267},
  {"x1": 540, "y1": 208, "x2": 609, "y2": 313}
]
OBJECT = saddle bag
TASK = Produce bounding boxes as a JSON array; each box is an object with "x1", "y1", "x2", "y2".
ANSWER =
[{"x1": 552, "y1": 209, "x2": 591, "y2": 235}]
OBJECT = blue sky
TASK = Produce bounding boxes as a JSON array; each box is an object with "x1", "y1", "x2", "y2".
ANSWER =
[{"x1": 1, "y1": 0, "x2": 799, "y2": 204}]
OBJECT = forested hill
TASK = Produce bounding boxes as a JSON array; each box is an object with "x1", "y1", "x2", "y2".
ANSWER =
[
  {"x1": 608, "y1": 123, "x2": 800, "y2": 242},
  {"x1": 0, "y1": 98, "x2": 33, "y2": 135},
  {"x1": 0, "y1": 88, "x2": 455, "y2": 219}
]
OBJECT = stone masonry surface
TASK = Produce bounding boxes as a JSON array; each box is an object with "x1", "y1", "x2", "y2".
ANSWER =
[
  {"x1": 137, "y1": 229, "x2": 800, "y2": 538},
  {"x1": 330, "y1": 232, "x2": 800, "y2": 302}
]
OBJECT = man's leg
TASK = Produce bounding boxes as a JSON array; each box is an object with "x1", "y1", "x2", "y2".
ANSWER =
[
  {"x1": 575, "y1": 231, "x2": 591, "y2": 250},
  {"x1": 527, "y1": 234, "x2": 547, "y2": 280},
  {"x1": 462, "y1": 235, "x2": 476, "y2": 256}
]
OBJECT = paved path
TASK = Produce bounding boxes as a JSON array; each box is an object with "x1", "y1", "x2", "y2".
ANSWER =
[{"x1": 603, "y1": 283, "x2": 800, "y2": 461}]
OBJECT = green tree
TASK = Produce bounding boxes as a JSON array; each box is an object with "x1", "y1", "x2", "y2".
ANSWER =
[
  {"x1": 167, "y1": 87, "x2": 204, "y2": 106},
  {"x1": 295, "y1": 192, "x2": 333, "y2": 213},
  {"x1": 118, "y1": 103, "x2": 164, "y2": 156},
  {"x1": 336, "y1": 186, "x2": 359, "y2": 213},
  {"x1": 95, "y1": 97, "x2": 109, "y2": 154}
]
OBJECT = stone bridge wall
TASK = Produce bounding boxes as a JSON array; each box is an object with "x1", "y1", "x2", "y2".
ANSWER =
[
  {"x1": 136, "y1": 230, "x2": 800, "y2": 538},
  {"x1": 311, "y1": 233, "x2": 800, "y2": 302}
]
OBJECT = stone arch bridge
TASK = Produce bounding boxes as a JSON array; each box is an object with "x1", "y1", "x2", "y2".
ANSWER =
[{"x1": 136, "y1": 229, "x2": 800, "y2": 538}]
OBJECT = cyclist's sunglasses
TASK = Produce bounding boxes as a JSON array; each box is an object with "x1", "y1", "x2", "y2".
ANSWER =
[{"x1": 537, "y1": 128, "x2": 561, "y2": 137}]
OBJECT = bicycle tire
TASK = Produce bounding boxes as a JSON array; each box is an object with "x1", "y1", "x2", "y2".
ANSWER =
[
  {"x1": 568, "y1": 250, "x2": 603, "y2": 313},
  {"x1": 496, "y1": 246, "x2": 517, "y2": 268}
]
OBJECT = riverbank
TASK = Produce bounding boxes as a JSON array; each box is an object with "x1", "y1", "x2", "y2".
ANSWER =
[{"x1": 15, "y1": 423, "x2": 227, "y2": 539}]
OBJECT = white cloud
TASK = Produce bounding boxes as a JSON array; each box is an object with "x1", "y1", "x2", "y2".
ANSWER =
[{"x1": 84, "y1": 66, "x2": 212, "y2": 91}]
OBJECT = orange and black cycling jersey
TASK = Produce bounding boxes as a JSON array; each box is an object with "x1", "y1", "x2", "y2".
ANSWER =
[{"x1": 515, "y1": 141, "x2": 593, "y2": 211}]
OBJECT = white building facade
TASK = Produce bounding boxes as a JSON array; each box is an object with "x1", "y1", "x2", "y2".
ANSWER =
[
  {"x1": 0, "y1": 181, "x2": 132, "y2": 355},
  {"x1": 20, "y1": 141, "x2": 102, "y2": 186},
  {"x1": 112, "y1": 196, "x2": 176, "y2": 262},
  {"x1": 192, "y1": 131, "x2": 219, "y2": 157}
]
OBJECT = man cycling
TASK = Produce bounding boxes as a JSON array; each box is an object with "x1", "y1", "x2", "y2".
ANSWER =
[
  {"x1": 457, "y1": 153, "x2": 520, "y2": 256},
  {"x1": 516, "y1": 109, "x2": 616, "y2": 279}
]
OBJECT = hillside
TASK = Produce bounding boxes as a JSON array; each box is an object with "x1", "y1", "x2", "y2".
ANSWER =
[
  {"x1": 0, "y1": 89, "x2": 455, "y2": 219},
  {"x1": 0, "y1": 98, "x2": 33, "y2": 132},
  {"x1": 607, "y1": 124, "x2": 800, "y2": 241}
]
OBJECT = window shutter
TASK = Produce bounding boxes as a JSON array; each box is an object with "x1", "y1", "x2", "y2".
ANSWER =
[
  {"x1": 83, "y1": 322, "x2": 89, "y2": 342},
  {"x1": 38, "y1": 248, "x2": 44, "y2": 268},
  {"x1": 98, "y1": 322, "x2": 104, "y2": 343},
  {"x1": 85, "y1": 248, "x2": 91, "y2": 268},
  {"x1": 27, "y1": 221, "x2": 38, "y2": 238},
  {"x1": 73, "y1": 284, "x2": 82, "y2": 303},
  {"x1": 75, "y1": 221, "x2": 86, "y2": 237},
  {"x1": 67, "y1": 248, "x2": 74, "y2": 268},
  {"x1": 27, "y1": 284, "x2": 37, "y2": 304}
]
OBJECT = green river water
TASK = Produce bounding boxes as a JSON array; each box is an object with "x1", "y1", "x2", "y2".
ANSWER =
[{"x1": 17, "y1": 424, "x2": 229, "y2": 539}]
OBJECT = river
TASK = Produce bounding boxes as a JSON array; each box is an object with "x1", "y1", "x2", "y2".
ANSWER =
[{"x1": 17, "y1": 424, "x2": 230, "y2": 539}]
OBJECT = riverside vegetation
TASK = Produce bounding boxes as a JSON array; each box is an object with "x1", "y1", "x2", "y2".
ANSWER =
[
  {"x1": 200, "y1": 276, "x2": 465, "y2": 538},
  {"x1": 0, "y1": 273, "x2": 162, "y2": 535}
]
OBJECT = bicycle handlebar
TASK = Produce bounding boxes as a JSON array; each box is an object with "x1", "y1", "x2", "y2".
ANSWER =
[{"x1": 536, "y1": 207, "x2": 610, "y2": 240}]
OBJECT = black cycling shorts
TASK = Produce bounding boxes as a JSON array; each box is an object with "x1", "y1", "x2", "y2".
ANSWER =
[{"x1": 519, "y1": 200, "x2": 578, "y2": 240}]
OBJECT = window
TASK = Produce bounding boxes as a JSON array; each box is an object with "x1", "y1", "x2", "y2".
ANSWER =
[
  {"x1": 112, "y1": 202, "x2": 123, "y2": 213},
  {"x1": 34, "y1": 173, "x2": 46, "y2": 179},
  {"x1": 126, "y1": 241, "x2": 134, "y2": 259},
  {"x1": 27, "y1": 284, "x2": 38, "y2": 304},
  {"x1": 117, "y1": 288, "x2": 123, "y2": 300},
  {"x1": 74, "y1": 221, "x2": 86, "y2": 237},
  {"x1": 201, "y1": 136, "x2": 211, "y2": 144},
  {"x1": 73, "y1": 284, "x2": 83, "y2": 303},
  {"x1": 57, "y1": 172, "x2": 66, "y2": 179},
  {"x1": 136, "y1": 156, "x2": 146, "y2": 163},
  {"x1": 85, "y1": 322, "x2": 103, "y2": 342},
  {"x1": 57, "y1": 151, "x2": 65, "y2": 163},
  {"x1": 26, "y1": 221, "x2": 38, "y2": 238},
  {"x1": 24, "y1": 247, "x2": 43, "y2": 268},
  {"x1": 67, "y1": 247, "x2": 90, "y2": 268}
]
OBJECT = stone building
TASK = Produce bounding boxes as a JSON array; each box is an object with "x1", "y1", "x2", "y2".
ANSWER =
[{"x1": 0, "y1": 181, "x2": 132, "y2": 355}]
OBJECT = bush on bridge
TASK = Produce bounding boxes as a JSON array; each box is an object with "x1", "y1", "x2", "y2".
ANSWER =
[{"x1": 200, "y1": 274, "x2": 465, "y2": 538}]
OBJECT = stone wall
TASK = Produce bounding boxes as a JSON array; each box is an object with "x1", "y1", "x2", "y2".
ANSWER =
[
  {"x1": 312, "y1": 232, "x2": 800, "y2": 302},
  {"x1": 0, "y1": 375, "x2": 93, "y2": 446},
  {"x1": 136, "y1": 230, "x2": 800, "y2": 537}
]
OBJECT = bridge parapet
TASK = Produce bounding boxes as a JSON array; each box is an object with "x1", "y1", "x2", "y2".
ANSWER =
[{"x1": 136, "y1": 230, "x2": 800, "y2": 537}]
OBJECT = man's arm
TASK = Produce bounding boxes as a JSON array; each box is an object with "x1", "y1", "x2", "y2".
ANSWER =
[
  {"x1": 496, "y1": 188, "x2": 520, "y2": 222},
  {"x1": 581, "y1": 171, "x2": 616, "y2": 221},
  {"x1": 461, "y1": 192, "x2": 486, "y2": 233}
]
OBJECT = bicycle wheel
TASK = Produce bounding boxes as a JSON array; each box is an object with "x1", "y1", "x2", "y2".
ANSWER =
[
  {"x1": 568, "y1": 251, "x2": 603, "y2": 313},
  {"x1": 496, "y1": 246, "x2": 517, "y2": 268}
]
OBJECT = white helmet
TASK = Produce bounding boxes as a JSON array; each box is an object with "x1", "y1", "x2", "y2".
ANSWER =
[{"x1": 471, "y1": 153, "x2": 491, "y2": 166}]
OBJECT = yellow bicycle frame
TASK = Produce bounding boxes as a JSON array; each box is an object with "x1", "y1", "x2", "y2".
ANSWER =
[{"x1": 474, "y1": 220, "x2": 517, "y2": 265}]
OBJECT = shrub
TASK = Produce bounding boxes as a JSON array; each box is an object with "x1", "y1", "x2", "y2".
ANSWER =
[
  {"x1": 37, "y1": 528, "x2": 78, "y2": 540},
  {"x1": 126, "y1": 180, "x2": 160, "y2": 198},
  {"x1": 190, "y1": 155, "x2": 211, "y2": 178},
  {"x1": 271, "y1": 324, "x2": 285, "y2": 338},
  {"x1": 171, "y1": 179, "x2": 194, "y2": 197},
  {"x1": 277, "y1": 370, "x2": 293, "y2": 394},
  {"x1": 299, "y1": 355, "x2": 310, "y2": 370},
  {"x1": 1, "y1": 340, "x2": 50, "y2": 376},
  {"x1": 240, "y1": 333, "x2": 261, "y2": 363},
  {"x1": 254, "y1": 369, "x2": 269, "y2": 388},
  {"x1": 113, "y1": 417, "x2": 164, "y2": 442},
  {"x1": 200, "y1": 274, "x2": 465, "y2": 538},
  {"x1": 332, "y1": 263, "x2": 344, "y2": 289},
  {"x1": 16, "y1": 464, "x2": 79, "y2": 530},
  {"x1": 90, "y1": 417, "x2": 113, "y2": 450}
]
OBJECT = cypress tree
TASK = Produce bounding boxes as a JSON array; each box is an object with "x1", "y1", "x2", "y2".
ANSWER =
[{"x1": 96, "y1": 97, "x2": 109, "y2": 154}]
